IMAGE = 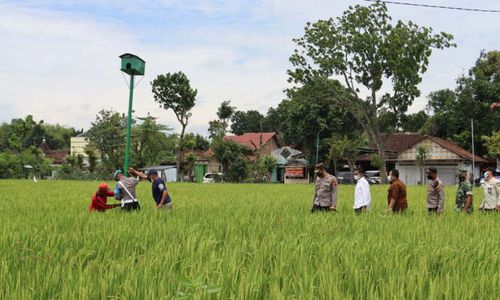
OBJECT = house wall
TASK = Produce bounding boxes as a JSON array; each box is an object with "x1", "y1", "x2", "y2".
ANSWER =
[
  {"x1": 398, "y1": 139, "x2": 461, "y2": 161},
  {"x1": 70, "y1": 137, "x2": 88, "y2": 157},
  {"x1": 396, "y1": 163, "x2": 455, "y2": 185},
  {"x1": 260, "y1": 138, "x2": 279, "y2": 156}
]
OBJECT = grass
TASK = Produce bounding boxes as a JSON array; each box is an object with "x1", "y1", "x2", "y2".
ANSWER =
[{"x1": 0, "y1": 180, "x2": 498, "y2": 299}]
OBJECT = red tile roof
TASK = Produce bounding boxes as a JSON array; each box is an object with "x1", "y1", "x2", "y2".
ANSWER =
[
  {"x1": 40, "y1": 142, "x2": 68, "y2": 164},
  {"x1": 383, "y1": 133, "x2": 423, "y2": 152},
  {"x1": 224, "y1": 132, "x2": 277, "y2": 151}
]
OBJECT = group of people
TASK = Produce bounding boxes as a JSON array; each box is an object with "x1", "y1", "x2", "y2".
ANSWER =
[
  {"x1": 88, "y1": 167, "x2": 172, "y2": 212},
  {"x1": 312, "y1": 164, "x2": 500, "y2": 214},
  {"x1": 87, "y1": 163, "x2": 499, "y2": 214}
]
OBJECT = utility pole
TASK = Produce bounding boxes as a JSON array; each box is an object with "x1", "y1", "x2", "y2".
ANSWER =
[
  {"x1": 119, "y1": 53, "x2": 145, "y2": 176},
  {"x1": 471, "y1": 118, "x2": 475, "y2": 183}
]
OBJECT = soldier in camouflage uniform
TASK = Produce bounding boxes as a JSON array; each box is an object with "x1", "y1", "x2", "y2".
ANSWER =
[{"x1": 455, "y1": 170, "x2": 473, "y2": 214}]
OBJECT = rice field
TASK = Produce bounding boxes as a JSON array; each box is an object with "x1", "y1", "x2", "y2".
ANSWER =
[{"x1": 0, "y1": 180, "x2": 498, "y2": 299}]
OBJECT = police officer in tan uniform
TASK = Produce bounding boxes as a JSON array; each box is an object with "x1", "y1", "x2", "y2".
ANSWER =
[
  {"x1": 311, "y1": 163, "x2": 338, "y2": 213},
  {"x1": 426, "y1": 167, "x2": 445, "y2": 214}
]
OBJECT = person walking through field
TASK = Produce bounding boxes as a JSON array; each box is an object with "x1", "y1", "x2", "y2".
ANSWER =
[
  {"x1": 88, "y1": 183, "x2": 120, "y2": 212},
  {"x1": 387, "y1": 169, "x2": 408, "y2": 213},
  {"x1": 114, "y1": 168, "x2": 141, "y2": 211},
  {"x1": 129, "y1": 168, "x2": 173, "y2": 210},
  {"x1": 479, "y1": 167, "x2": 500, "y2": 212},
  {"x1": 426, "y1": 167, "x2": 445, "y2": 214},
  {"x1": 353, "y1": 167, "x2": 371, "y2": 214},
  {"x1": 311, "y1": 163, "x2": 338, "y2": 213},
  {"x1": 455, "y1": 170, "x2": 473, "y2": 214}
]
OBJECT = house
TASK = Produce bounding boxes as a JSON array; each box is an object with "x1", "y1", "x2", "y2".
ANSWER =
[
  {"x1": 224, "y1": 132, "x2": 280, "y2": 159},
  {"x1": 70, "y1": 135, "x2": 88, "y2": 157},
  {"x1": 271, "y1": 147, "x2": 309, "y2": 184},
  {"x1": 385, "y1": 133, "x2": 487, "y2": 185},
  {"x1": 41, "y1": 141, "x2": 68, "y2": 167},
  {"x1": 40, "y1": 140, "x2": 69, "y2": 178},
  {"x1": 190, "y1": 149, "x2": 222, "y2": 182},
  {"x1": 140, "y1": 165, "x2": 178, "y2": 182}
]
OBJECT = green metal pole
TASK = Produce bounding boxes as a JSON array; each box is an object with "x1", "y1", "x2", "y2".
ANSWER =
[{"x1": 124, "y1": 74, "x2": 135, "y2": 176}]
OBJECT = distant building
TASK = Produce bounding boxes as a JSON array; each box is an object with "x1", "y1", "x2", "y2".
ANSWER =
[
  {"x1": 224, "y1": 132, "x2": 280, "y2": 159},
  {"x1": 384, "y1": 133, "x2": 487, "y2": 185},
  {"x1": 40, "y1": 141, "x2": 68, "y2": 166},
  {"x1": 70, "y1": 133, "x2": 88, "y2": 157},
  {"x1": 271, "y1": 147, "x2": 309, "y2": 184}
]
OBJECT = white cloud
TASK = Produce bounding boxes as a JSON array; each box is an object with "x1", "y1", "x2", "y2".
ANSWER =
[{"x1": 0, "y1": 0, "x2": 499, "y2": 136}]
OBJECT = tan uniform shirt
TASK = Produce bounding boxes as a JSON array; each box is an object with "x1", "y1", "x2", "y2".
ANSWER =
[
  {"x1": 427, "y1": 177, "x2": 445, "y2": 212},
  {"x1": 313, "y1": 174, "x2": 338, "y2": 207},
  {"x1": 480, "y1": 179, "x2": 500, "y2": 209},
  {"x1": 117, "y1": 176, "x2": 139, "y2": 201}
]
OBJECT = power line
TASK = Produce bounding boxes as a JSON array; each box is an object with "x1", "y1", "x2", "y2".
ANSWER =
[{"x1": 363, "y1": 0, "x2": 500, "y2": 13}]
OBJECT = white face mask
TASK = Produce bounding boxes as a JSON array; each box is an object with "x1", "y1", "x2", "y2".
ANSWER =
[
  {"x1": 354, "y1": 175, "x2": 360, "y2": 181},
  {"x1": 387, "y1": 175, "x2": 392, "y2": 182}
]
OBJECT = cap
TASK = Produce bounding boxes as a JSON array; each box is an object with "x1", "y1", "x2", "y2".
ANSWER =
[
  {"x1": 113, "y1": 169, "x2": 122, "y2": 179},
  {"x1": 427, "y1": 167, "x2": 437, "y2": 174},
  {"x1": 147, "y1": 169, "x2": 158, "y2": 179},
  {"x1": 315, "y1": 163, "x2": 325, "y2": 170},
  {"x1": 98, "y1": 183, "x2": 109, "y2": 190}
]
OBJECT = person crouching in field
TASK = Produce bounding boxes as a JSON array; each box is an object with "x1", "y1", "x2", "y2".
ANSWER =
[
  {"x1": 426, "y1": 167, "x2": 445, "y2": 214},
  {"x1": 311, "y1": 163, "x2": 338, "y2": 213},
  {"x1": 114, "y1": 169, "x2": 141, "y2": 211},
  {"x1": 387, "y1": 169, "x2": 408, "y2": 213},
  {"x1": 88, "y1": 183, "x2": 120, "y2": 212},
  {"x1": 353, "y1": 167, "x2": 371, "y2": 214},
  {"x1": 128, "y1": 168, "x2": 172, "y2": 210}
]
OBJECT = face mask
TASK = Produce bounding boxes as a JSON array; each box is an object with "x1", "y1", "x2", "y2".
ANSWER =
[
  {"x1": 458, "y1": 175, "x2": 465, "y2": 182},
  {"x1": 354, "y1": 175, "x2": 360, "y2": 181},
  {"x1": 387, "y1": 175, "x2": 392, "y2": 182},
  {"x1": 426, "y1": 174, "x2": 433, "y2": 180},
  {"x1": 484, "y1": 172, "x2": 490, "y2": 179}
]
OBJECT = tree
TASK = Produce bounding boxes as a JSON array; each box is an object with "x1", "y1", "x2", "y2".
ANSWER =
[
  {"x1": 261, "y1": 155, "x2": 276, "y2": 183},
  {"x1": 151, "y1": 71, "x2": 197, "y2": 181},
  {"x1": 212, "y1": 140, "x2": 248, "y2": 182},
  {"x1": 43, "y1": 124, "x2": 80, "y2": 150},
  {"x1": 271, "y1": 79, "x2": 358, "y2": 166},
  {"x1": 182, "y1": 133, "x2": 210, "y2": 152},
  {"x1": 217, "y1": 100, "x2": 235, "y2": 126},
  {"x1": 231, "y1": 110, "x2": 268, "y2": 135},
  {"x1": 131, "y1": 115, "x2": 173, "y2": 168},
  {"x1": 328, "y1": 136, "x2": 363, "y2": 173},
  {"x1": 483, "y1": 131, "x2": 500, "y2": 159},
  {"x1": 416, "y1": 144, "x2": 430, "y2": 185},
  {"x1": 86, "y1": 109, "x2": 127, "y2": 174},
  {"x1": 423, "y1": 51, "x2": 500, "y2": 156},
  {"x1": 288, "y1": 1, "x2": 454, "y2": 182},
  {"x1": 185, "y1": 153, "x2": 197, "y2": 182},
  {"x1": 208, "y1": 120, "x2": 227, "y2": 141}
]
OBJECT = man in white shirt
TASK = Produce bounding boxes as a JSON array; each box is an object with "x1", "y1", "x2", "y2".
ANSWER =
[
  {"x1": 480, "y1": 167, "x2": 500, "y2": 212},
  {"x1": 353, "y1": 168, "x2": 371, "y2": 214}
]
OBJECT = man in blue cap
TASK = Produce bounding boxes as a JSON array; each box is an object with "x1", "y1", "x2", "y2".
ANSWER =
[
  {"x1": 113, "y1": 168, "x2": 141, "y2": 211},
  {"x1": 129, "y1": 167, "x2": 172, "y2": 209}
]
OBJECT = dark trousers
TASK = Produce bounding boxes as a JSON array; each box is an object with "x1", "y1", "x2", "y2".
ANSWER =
[
  {"x1": 428, "y1": 207, "x2": 438, "y2": 213},
  {"x1": 311, "y1": 205, "x2": 335, "y2": 213},
  {"x1": 122, "y1": 202, "x2": 140, "y2": 211},
  {"x1": 354, "y1": 206, "x2": 367, "y2": 215}
]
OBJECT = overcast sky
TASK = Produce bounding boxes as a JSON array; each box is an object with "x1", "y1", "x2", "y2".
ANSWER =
[{"x1": 0, "y1": 0, "x2": 499, "y2": 135}]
